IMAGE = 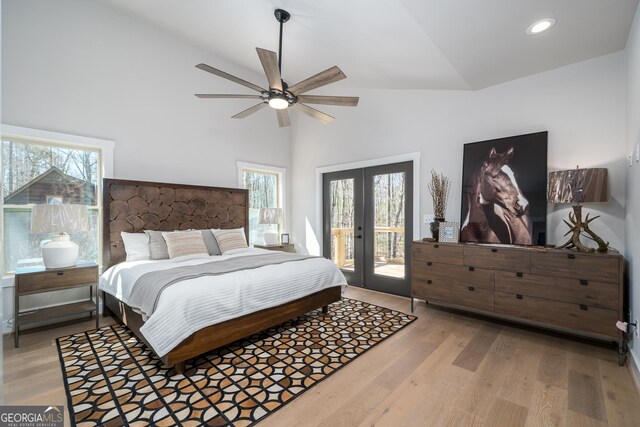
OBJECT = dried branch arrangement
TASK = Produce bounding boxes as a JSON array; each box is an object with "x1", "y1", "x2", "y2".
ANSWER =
[{"x1": 428, "y1": 170, "x2": 450, "y2": 219}]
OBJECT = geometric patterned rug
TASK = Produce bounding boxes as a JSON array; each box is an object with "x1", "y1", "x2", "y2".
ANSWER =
[{"x1": 57, "y1": 298, "x2": 416, "y2": 427}]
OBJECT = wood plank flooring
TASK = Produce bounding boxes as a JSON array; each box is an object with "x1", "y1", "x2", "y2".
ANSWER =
[{"x1": 3, "y1": 286, "x2": 640, "y2": 426}]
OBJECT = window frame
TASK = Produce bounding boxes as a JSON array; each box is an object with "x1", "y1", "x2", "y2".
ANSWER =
[
  {"x1": 237, "y1": 161, "x2": 287, "y2": 245},
  {"x1": 1, "y1": 125, "x2": 114, "y2": 284}
]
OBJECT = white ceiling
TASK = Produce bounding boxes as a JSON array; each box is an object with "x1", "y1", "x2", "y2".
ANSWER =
[{"x1": 101, "y1": 0, "x2": 638, "y2": 91}]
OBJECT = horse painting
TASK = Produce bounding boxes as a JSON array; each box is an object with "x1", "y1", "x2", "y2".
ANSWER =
[{"x1": 460, "y1": 146, "x2": 533, "y2": 245}]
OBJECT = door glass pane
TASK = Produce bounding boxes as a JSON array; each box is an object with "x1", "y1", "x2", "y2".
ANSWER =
[
  {"x1": 329, "y1": 178, "x2": 354, "y2": 271},
  {"x1": 373, "y1": 172, "x2": 405, "y2": 278}
]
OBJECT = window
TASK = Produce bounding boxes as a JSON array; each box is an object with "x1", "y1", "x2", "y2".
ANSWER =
[
  {"x1": 1, "y1": 126, "x2": 113, "y2": 275},
  {"x1": 238, "y1": 162, "x2": 285, "y2": 246}
]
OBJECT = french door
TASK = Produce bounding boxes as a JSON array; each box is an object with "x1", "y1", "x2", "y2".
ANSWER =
[{"x1": 323, "y1": 161, "x2": 413, "y2": 296}]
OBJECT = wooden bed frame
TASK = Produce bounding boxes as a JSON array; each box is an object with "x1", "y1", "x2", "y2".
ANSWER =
[{"x1": 101, "y1": 178, "x2": 341, "y2": 374}]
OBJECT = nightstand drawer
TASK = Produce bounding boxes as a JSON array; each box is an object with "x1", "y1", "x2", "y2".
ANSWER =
[
  {"x1": 16, "y1": 265, "x2": 98, "y2": 293},
  {"x1": 254, "y1": 244, "x2": 295, "y2": 253}
]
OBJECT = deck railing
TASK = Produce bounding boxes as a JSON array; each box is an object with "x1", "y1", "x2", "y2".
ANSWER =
[{"x1": 331, "y1": 226, "x2": 405, "y2": 268}]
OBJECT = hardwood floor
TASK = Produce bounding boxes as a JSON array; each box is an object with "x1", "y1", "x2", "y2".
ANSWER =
[{"x1": 4, "y1": 286, "x2": 640, "y2": 426}]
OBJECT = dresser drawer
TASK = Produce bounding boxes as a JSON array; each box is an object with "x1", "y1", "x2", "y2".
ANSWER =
[
  {"x1": 495, "y1": 271, "x2": 618, "y2": 310},
  {"x1": 412, "y1": 242, "x2": 463, "y2": 265},
  {"x1": 463, "y1": 245, "x2": 530, "y2": 272},
  {"x1": 16, "y1": 266, "x2": 98, "y2": 294},
  {"x1": 494, "y1": 291, "x2": 618, "y2": 338},
  {"x1": 530, "y1": 252, "x2": 620, "y2": 283},
  {"x1": 413, "y1": 279, "x2": 493, "y2": 312},
  {"x1": 413, "y1": 261, "x2": 494, "y2": 290}
]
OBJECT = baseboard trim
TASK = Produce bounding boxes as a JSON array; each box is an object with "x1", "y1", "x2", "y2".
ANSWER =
[{"x1": 629, "y1": 351, "x2": 640, "y2": 396}]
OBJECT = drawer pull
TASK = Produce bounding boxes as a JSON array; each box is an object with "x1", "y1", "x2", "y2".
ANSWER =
[
  {"x1": 579, "y1": 304, "x2": 588, "y2": 311},
  {"x1": 491, "y1": 248, "x2": 498, "y2": 253},
  {"x1": 426, "y1": 280, "x2": 432, "y2": 284},
  {"x1": 469, "y1": 266, "x2": 475, "y2": 272},
  {"x1": 516, "y1": 294, "x2": 523, "y2": 300},
  {"x1": 567, "y1": 254, "x2": 576, "y2": 259},
  {"x1": 427, "y1": 261, "x2": 432, "y2": 266},
  {"x1": 468, "y1": 286, "x2": 475, "y2": 291},
  {"x1": 516, "y1": 272, "x2": 523, "y2": 278},
  {"x1": 57, "y1": 271, "x2": 64, "y2": 276},
  {"x1": 434, "y1": 244, "x2": 439, "y2": 249},
  {"x1": 579, "y1": 279, "x2": 588, "y2": 286}
]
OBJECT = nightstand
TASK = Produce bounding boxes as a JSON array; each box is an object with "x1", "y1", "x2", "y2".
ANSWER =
[
  {"x1": 14, "y1": 261, "x2": 99, "y2": 347},
  {"x1": 254, "y1": 243, "x2": 295, "y2": 253}
]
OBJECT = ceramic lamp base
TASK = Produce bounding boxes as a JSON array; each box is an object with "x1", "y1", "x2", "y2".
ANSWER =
[
  {"x1": 42, "y1": 234, "x2": 79, "y2": 269},
  {"x1": 263, "y1": 231, "x2": 279, "y2": 245}
]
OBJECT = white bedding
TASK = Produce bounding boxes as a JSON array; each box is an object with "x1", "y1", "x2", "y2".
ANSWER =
[{"x1": 100, "y1": 248, "x2": 347, "y2": 357}]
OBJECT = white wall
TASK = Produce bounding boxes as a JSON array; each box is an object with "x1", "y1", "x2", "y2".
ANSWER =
[
  {"x1": 290, "y1": 52, "x2": 627, "y2": 256},
  {"x1": 625, "y1": 4, "x2": 640, "y2": 369},
  {"x1": 1, "y1": 0, "x2": 291, "y2": 329}
]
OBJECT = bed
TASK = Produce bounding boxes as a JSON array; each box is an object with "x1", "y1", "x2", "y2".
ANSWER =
[{"x1": 100, "y1": 178, "x2": 343, "y2": 374}]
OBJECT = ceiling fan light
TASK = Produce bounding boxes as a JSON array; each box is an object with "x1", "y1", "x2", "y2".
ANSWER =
[{"x1": 268, "y1": 94, "x2": 289, "y2": 109}]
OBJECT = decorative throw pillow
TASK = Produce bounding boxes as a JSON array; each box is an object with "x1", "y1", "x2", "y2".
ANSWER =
[
  {"x1": 121, "y1": 232, "x2": 150, "y2": 261},
  {"x1": 201, "y1": 230, "x2": 222, "y2": 256},
  {"x1": 162, "y1": 230, "x2": 208, "y2": 259},
  {"x1": 144, "y1": 230, "x2": 170, "y2": 260},
  {"x1": 213, "y1": 228, "x2": 248, "y2": 253}
]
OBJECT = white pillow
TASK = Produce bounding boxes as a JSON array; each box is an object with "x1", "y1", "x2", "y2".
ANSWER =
[
  {"x1": 212, "y1": 228, "x2": 248, "y2": 253},
  {"x1": 121, "y1": 232, "x2": 150, "y2": 261}
]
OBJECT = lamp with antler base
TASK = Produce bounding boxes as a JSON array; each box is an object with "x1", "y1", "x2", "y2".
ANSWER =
[{"x1": 547, "y1": 167, "x2": 609, "y2": 253}]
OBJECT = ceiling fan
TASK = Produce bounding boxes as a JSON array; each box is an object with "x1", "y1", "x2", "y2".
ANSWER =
[{"x1": 195, "y1": 8, "x2": 359, "y2": 128}]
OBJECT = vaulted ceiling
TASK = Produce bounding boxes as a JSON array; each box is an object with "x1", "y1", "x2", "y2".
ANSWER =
[{"x1": 102, "y1": 0, "x2": 639, "y2": 90}]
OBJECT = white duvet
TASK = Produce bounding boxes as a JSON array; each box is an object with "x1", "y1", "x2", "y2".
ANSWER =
[{"x1": 99, "y1": 248, "x2": 347, "y2": 357}]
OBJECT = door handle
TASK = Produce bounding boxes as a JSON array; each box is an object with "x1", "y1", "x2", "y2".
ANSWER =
[{"x1": 356, "y1": 235, "x2": 362, "y2": 239}]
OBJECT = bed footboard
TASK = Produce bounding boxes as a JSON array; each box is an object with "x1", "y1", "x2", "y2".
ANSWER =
[{"x1": 103, "y1": 286, "x2": 342, "y2": 375}]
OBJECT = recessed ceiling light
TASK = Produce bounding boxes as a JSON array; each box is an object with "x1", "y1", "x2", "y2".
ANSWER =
[{"x1": 526, "y1": 18, "x2": 556, "y2": 35}]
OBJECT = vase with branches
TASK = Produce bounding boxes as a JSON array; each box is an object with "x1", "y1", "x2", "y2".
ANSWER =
[{"x1": 427, "y1": 170, "x2": 450, "y2": 239}]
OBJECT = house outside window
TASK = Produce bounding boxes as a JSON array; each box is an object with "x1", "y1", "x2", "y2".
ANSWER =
[
  {"x1": 237, "y1": 162, "x2": 285, "y2": 246},
  {"x1": 1, "y1": 126, "x2": 113, "y2": 275}
]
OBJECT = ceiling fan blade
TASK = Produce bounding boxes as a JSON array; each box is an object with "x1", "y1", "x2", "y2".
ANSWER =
[
  {"x1": 256, "y1": 48, "x2": 283, "y2": 92},
  {"x1": 195, "y1": 94, "x2": 263, "y2": 99},
  {"x1": 296, "y1": 95, "x2": 359, "y2": 107},
  {"x1": 288, "y1": 66, "x2": 346, "y2": 95},
  {"x1": 276, "y1": 109, "x2": 291, "y2": 128},
  {"x1": 231, "y1": 102, "x2": 267, "y2": 119},
  {"x1": 293, "y1": 103, "x2": 334, "y2": 124},
  {"x1": 196, "y1": 63, "x2": 265, "y2": 93}
]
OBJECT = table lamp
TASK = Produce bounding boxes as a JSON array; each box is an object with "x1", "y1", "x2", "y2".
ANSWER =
[
  {"x1": 259, "y1": 207, "x2": 282, "y2": 245},
  {"x1": 547, "y1": 167, "x2": 609, "y2": 253},
  {"x1": 31, "y1": 204, "x2": 89, "y2": 268}
]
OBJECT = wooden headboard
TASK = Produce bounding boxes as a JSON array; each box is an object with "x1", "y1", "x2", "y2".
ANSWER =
[{"x1": 103, "y1": 178, "x2": 249, "y2": 269}]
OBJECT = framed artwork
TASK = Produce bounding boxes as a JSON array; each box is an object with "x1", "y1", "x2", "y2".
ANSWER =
[
  {"x1": 460, "y1": 131, "x2": 548, "y2": 246},
  {"x1": 281, "y1": 233, "x2": 290, "y2": 244},
  {"x1": 438, "y1": 222, "x2": 459, "y2": 243}
]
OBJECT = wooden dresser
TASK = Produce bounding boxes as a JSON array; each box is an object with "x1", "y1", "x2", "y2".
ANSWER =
[{"x1": 411, "y1": 241, "x2": 625, "y2": 362}]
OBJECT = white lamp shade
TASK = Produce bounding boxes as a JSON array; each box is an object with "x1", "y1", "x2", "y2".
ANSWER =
[
  {"x1": 258, "y1": 207, "x2": 283, "y2": 225},
  {"x1": 31, "y1": 204, "x2": 89, "y2": 234}
]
